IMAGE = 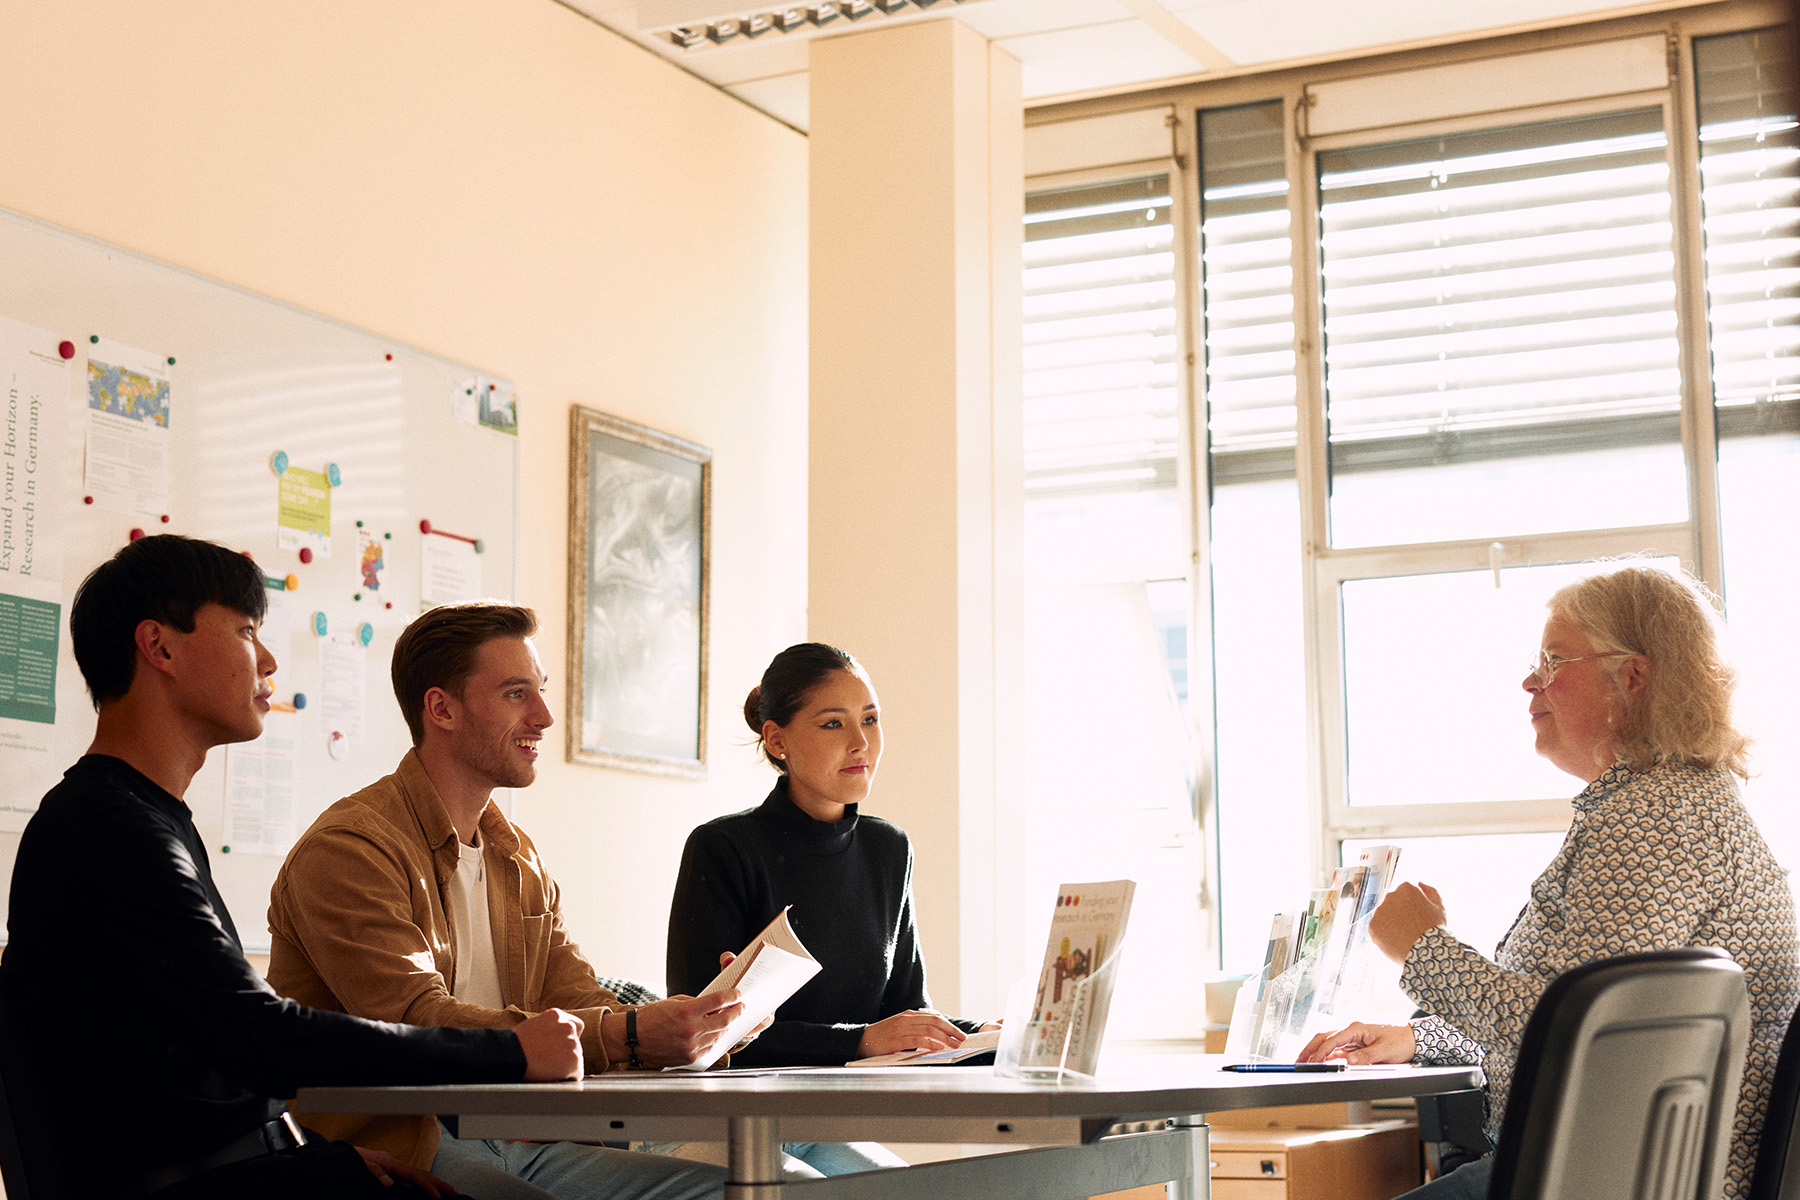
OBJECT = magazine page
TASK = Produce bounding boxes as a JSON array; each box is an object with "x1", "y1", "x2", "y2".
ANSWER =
[{"x1": 678, "y1": 906, "x2": 821, "y2": 1070}]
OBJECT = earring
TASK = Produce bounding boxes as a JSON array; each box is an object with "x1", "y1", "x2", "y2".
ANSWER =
[{"x1": 777, "y1": 752, "x2": 786, "y2": 759}]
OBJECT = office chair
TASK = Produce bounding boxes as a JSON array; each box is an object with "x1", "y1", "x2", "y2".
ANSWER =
[
  {"x1": 1748, "y1": 998, "x2": 1800, "y2": 1199},
  {"x1": 1414, "y1": 1087, "x2": 1491, "y2": 1176},
  {"x1": 1486, "y1": 947, "x2": 1749, "y2": 1200},
  {"x1": 0, "y1": 971, "x2": 79, "y2": 1200}
]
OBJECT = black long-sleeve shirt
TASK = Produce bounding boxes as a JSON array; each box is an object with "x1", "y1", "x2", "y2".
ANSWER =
[
  {"x1": 665, "y1": 777, "x2": 979, "y2": 1066},
  {"x1": 2, "y1": 755, "x2": 524, "y2": 1196}
]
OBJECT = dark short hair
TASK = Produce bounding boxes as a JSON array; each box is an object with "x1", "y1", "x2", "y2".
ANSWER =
[
  {"x1": 742, "y1": 642, "x2": 864, "y2": 774},
  {"x1": 69, "y1": 534, "x2": 268, "y2": 708},
  {"x1": 391, "y1": 602, "x2": 538, "y2": 746}
]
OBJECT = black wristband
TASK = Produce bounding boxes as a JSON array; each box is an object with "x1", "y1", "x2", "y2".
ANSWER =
[{"x1": 625, "y1": 1007, "x2": 643, "y2": 1070}]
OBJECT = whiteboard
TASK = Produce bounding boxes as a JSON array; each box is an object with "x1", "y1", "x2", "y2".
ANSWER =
[{"x1": 0, "y1": 207, "x2": 518, "y2": 950}]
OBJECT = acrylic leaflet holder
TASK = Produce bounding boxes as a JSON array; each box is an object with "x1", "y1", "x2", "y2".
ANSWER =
[
  {"x1": 996, "y1": 943, "x2": 1125, "y2": 1083},
  {"x1": 1223, "y1": 915, "x2": 1378, "y2": 1063}
]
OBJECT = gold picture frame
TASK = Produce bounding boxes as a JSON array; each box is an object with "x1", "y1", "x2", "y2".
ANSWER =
[{"x1": 566, "y1": 405, "x2": 710, "y2": 778}]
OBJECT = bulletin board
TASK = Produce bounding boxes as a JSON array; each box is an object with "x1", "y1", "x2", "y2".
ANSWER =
[{"x1": 0, "y1": 206, "x2": 519, "y2": 950}]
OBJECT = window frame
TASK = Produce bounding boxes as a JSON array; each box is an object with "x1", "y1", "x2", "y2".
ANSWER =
[{"x1": 1026, "y1": 0, "x2": 1790, "y2": 965}]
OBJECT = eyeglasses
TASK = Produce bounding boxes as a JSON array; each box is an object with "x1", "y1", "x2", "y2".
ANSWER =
[{"x1": 1527, "y1": 650, "x2": 1632, "y2": 687}]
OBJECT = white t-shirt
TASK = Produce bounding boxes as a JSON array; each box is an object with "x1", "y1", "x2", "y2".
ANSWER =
[{"x1": 445, "y1": 834, "x2": 504, "y2": 1010}]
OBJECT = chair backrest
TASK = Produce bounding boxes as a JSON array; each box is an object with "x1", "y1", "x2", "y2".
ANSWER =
[
  {"x1": 1487, "y1": 947, "x2": 1750, "y2": 1200},
  {"x1": 1748, "y1": 997, "x2": 1800, "y2": 1200},
  {"x1": 0, "y1": 970, "x2": 79, "y2": 1200}
]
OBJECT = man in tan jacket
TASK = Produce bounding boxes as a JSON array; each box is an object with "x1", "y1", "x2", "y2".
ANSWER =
[{"x1": 268, "y1": 602, "x2": 745, "y2": 1200}]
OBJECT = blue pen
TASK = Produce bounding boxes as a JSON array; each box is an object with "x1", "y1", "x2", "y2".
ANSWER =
[{"x1": 1221, "y1": 1062, "x2": 1347, "y2": 1072}]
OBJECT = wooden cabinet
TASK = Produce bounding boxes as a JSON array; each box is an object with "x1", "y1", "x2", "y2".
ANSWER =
[{"x1": 1208, "y1": 1121, "x2": 1421, "y2": 1200}]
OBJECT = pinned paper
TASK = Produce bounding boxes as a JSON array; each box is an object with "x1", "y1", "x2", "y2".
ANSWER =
[
  {"x1": 1, "y1": 316, "x2": 73, "y2": 833},
  {"x1": 452, "y1": 379, "x2": 479, "y2": 427},
  {"x1": 357, "y1": 527, "x2": 386, "y2": 593},
  {"x1": 223, "y1": 710, "x2": 297, "y2": 856},
  {"x1": 319, "y1": 632, "x2": 367, "y2": 743},
  {"x1": 276, "y1": 464, "x2": 332, "y2": 558},
  {"x1": 478, "y1": 381, "x2": 518, "y2": 436},
  {"x1": 421, "y1": 532, "x2": 482, "y2": 611},
  {"x1": 0, "y1": 593, "x2": 58, "y2": 727},
  {"x1": 454, "y1": 377, "x2": 517, "y2": 435},
  {"x1": 83, "y1": 338, "x2": 172, "y2": 516}
]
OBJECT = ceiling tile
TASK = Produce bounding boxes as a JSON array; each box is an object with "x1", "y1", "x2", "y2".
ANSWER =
[
  {"x1": 999, "y1": 19, "x2": 1212, "y2": 99},
  {"x1": 556, "y1": 0, "x2": 1674, "y2": 131},
  {"x1": 949, "y1": 0, "x2": 1136, "y2": 41},
  {"x1": 1164, "y1": 0, "x2": 1646, "y2": 65},
  {"x1": 560, "y1": 0, "x2": 640, "y2": 27}
]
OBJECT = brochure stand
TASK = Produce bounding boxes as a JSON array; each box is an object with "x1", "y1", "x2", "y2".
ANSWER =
[
  {"x1": 1224, "y1": 913, "x2": 1377, "y2": 1062},
  {"x1": 997, "y1": 946, "x2": 1125, "y2": 1083}
]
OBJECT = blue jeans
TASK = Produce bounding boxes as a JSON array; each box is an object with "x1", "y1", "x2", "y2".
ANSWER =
[
  {"x1": 430, "y1": 1125, "x2": 727, "y2": 1200},
  {"x1": 1395, "y1": 1156, "x2": 1492, "y2": 1200}
]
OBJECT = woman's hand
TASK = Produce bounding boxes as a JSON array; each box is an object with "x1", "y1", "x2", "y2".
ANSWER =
[
  {"x1": 1297, "y1": 1022, "x2": 1416, "y2": 1065},
  {"x1": 856, "y1": 1010, "x2": 966, "y2": 1058},
  {"x1": 1369, "y1": 882, "x2": 1447, "y2": 963}
]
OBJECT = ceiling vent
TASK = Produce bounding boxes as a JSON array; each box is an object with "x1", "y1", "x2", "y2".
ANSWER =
[{"x1": 640, "y1": 0, "x2": 994, "y2": 51}]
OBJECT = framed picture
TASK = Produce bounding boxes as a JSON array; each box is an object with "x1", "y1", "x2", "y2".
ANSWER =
[{"x1": 566, "y1": 405, "x2": 710, "y2": 778}]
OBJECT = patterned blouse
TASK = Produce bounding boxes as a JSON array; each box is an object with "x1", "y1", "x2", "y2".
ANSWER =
[{"x1": 1403, "y1": 760, "x2": 1798, "y2": 1199}]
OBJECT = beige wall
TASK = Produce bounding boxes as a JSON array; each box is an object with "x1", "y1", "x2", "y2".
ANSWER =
[{"x1": 0, "y1": 0, "x2": 809, "y2": 987}]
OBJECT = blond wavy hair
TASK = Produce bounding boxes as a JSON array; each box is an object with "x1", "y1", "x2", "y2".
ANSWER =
[{"x1": 1550, "y1": 563, "x2": 1750, "y2": 779}]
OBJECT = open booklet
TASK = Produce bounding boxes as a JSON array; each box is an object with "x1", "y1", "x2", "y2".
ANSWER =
[
  {"x1": 852, "y1": 1027, "x2": 1001, "y2": 1068},
  {"x1": 672, "y1": 906, "x2": 821, "y2": 1071}
]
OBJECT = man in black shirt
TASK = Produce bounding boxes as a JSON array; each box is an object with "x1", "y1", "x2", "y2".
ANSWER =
[{"x1": 2, "y1": 534, "x2": 583, "y2": 1199}]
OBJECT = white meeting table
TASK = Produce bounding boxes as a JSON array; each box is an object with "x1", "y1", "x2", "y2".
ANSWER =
[{"x1": 298, "y1": 1055, "x2": 1484, "y2": 1200}]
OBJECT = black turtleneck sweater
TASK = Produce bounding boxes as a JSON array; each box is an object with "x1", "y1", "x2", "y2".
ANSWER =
[{"x1": 665, "y1": 777, "x2": 980, "y2": 1066}]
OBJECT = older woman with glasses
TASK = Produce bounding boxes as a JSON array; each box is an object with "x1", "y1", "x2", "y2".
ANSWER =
[{"x1": 1301, "y1": 564, "x2": 1798, "y2": 1200}]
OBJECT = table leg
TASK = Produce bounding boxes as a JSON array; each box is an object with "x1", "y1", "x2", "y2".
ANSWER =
[
  {"x1": 726, "y1": 1115, "x2": 784, "y2": 1200},
  {"x1": 1165, "y1": 1114, "x2": 1210, "y2": 1200}
]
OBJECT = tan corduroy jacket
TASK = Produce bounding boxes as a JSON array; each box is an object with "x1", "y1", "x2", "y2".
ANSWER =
[{"x1": 267, "y1": 750, "x2": 627, "y2": 1166}]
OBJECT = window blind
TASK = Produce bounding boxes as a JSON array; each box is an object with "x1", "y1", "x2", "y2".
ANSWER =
[
  {"x1": 1023, "y1": 176, "x2": 1178, "y2": 497},
  {"x1": 1696, "y1": 26, "x2": 1800, "y2": 436},
  {"x1": 1198, "y1": 100, "x2": 1296, "y2": 483},
  {"x1": 1316, "y1": 108, "x2": 1687, "y2": 475}
]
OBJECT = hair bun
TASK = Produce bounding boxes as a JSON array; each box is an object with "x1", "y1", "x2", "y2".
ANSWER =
[{"x1": 742, "y1": 686, "x2": 764, "y2": 734}]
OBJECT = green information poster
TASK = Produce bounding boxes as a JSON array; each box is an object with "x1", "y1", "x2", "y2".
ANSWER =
[
  {"x1": 0, "y1": 592, "x2": 59, "y2": 724},
  {"x1": 276, "y1": 465, "x2": 332, "y2": 557}
]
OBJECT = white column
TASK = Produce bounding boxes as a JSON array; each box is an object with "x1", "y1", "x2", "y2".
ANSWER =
[{"x1": 808, "y1": 17, "x2": 1024, "y2": 1016}]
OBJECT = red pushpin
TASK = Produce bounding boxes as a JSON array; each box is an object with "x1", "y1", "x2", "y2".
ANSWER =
[
  {"x1": 298, "y1": 547, "x2": 314, "y2": 564},
  {"x1": 83, "y1": 495, "x2": 94, "y2": 504},
  {"x1": 385, "y1": 353, "x2": 393, "y2": 361},
  {"x1": 419, "y1": 519, "x2": 433, "y2": 534},
  {"x1": 58, "y1": 341, "x2": 75, "y2": 360},
  {"x1": 160, "y1": 514, "x2": 171, "y2": 524},
  {"x1": 385, "y1": 601, "x2": 393, "y2": 609},
  {"x1": 128, "y1": 528, "x2": 145, "y2": 541}
]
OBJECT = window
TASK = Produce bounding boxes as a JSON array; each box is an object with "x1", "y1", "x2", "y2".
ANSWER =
[
  {"x1": 1696, "y1": 27, "x2": 1800, "y2": 853},
  {"x1": 1197, "y1": 101, "x2": 1313, "y2": 970},
  {"x1": 1021, "y1": 171, "x2": 1211, "y2": 1034},
  {"x1": 1025, "y1": 8, "x2": 1799, "y2": 992}
]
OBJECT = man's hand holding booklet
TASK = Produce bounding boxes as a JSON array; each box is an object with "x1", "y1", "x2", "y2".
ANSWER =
[{"x1": 674, "y1": 906, "x2": 821, "y2": 1070}]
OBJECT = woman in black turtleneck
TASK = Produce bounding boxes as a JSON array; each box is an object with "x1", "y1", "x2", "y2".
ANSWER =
[{"x1": 666, "y1": 642, "x2": 983, "y2": 1069}]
